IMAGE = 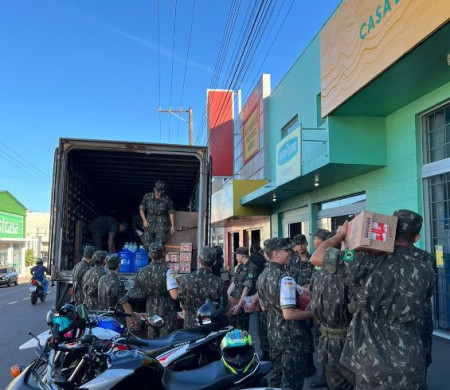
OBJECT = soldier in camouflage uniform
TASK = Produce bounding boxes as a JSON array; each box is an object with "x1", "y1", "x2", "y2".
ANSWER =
[
  {"x1": 227, "y1": 247, "x2": 258, "y2": 332},
  {"x1": 257, "y1": 238, "x2": 314, "y2": 390},
  {"x1": 72, "y1": 245, "x2": 96, "y2": 306},
  {"x1": 413, "y1": 245, "x2": 434, "y2": 381},
  {"x1": 179, "y1": 246, "x2": 228, "y2": 329},
  {"x1": 98, "y1": 254, "x2": 126, "y2": 310},
  {"x1": 121, "y1": 242, "x2": 179, "y2": 338},
  {"x1": 311, "y1": 210, "x2": 435, "y2": 390},
  {"x1": 82, "y1": 251, "x2": 107, "y2": 310},
  {"x1": 139, "y1": 180, "x2": 175, "y2": 249},
  {"x1": 89, "y1": 216, "x2": 118, "y2": 253},
  {"x1": 289, "y1": 234, "x2": 317, "y2": 377},
  {"x1": 310, "y1": 247, "x2": 355, "y2": 390}
]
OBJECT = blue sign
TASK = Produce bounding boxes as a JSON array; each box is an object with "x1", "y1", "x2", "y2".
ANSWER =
[{"x1": 278, "y1": 137, "x2": 298, "y2": 165}]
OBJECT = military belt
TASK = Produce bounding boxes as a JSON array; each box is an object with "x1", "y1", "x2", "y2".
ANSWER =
[{"x1": 319, "y1": 325, "x2": 347, "y2": 340}]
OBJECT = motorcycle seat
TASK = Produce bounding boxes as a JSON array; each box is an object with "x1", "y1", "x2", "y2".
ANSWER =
[
  {"x1": 161, "y1": 360, "x2": 238, "y2": 390},
  {"x1": 132, "y1": 328, "x2": 206, "y2": 357}
]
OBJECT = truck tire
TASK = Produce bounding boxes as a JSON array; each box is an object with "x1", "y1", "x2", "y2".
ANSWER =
[{"x1": 31, "y1": 293, "x2": 38, "y2": 305}]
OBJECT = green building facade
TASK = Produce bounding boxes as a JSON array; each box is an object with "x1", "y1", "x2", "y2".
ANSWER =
[{"x1": 241, "y1": 4, "x2": 450, "y2": 332}]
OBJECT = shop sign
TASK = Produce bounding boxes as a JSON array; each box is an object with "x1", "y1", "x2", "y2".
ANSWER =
[
  {"x1": 321, "y1": 0, "x2": 450, "y2": 117},
  {"x1": 0, "y1": 211, "x2": 24, "y2": 238},
  {"x1": 243, "y1": 107, "x2": 260, "y2": 163},
  {"x1": 276, "y1": 127, "x2": 301, "y2": 186}
]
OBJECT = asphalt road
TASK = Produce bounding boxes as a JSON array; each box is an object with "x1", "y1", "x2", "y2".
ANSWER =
[{"x1": 0, "y1": 281, "x2": 55, "y2": 389}]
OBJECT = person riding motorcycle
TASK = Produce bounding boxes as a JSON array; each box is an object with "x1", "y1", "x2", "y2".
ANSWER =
[{"x1": 30, "y1": 258, "x2": 49, "y2": 294}]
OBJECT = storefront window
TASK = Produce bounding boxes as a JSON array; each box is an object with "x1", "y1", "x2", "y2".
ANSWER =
[{"x1": 422, "y1": 101, "x2": 450, "y2": 332}]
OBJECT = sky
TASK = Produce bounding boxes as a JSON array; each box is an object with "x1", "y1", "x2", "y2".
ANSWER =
[{"x1": 0, "y1": 0, "x2": 341, "y2": 212}]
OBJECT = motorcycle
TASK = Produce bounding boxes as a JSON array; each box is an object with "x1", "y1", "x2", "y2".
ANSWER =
[
  {"x1": 29, "y1": 279, "x2": 45, "y2": 305},
  {"x1": 9, "y1": 330, "x2": 271, "y2": 390},
  {"x1": 19, "y1": 300, "x2": 233, "y2": 371}
]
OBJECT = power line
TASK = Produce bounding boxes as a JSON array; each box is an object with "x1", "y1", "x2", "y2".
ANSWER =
[
  {"x1": 0, "y1": 149, "x2": 51, "y2": 185},
  {"x1": 177, "y1": 0, "x2": 196, "y2": 144},
  {"x1": 207, "y1": 0, "x2": 270, "y2": 147},
  {"x1": 156, "y1": 0, "x2": 162, "y2": 142},
  {"x1": 242, "y1": 0, "x2": 295, "y2": 102},
  {"x1": 168, "y1": 0, "x2": 178, "y2": 143}
]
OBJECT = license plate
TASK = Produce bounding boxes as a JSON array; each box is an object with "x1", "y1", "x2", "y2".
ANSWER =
[{"x1": 29, "y1": 286, "x2": 37, "y2": 292}]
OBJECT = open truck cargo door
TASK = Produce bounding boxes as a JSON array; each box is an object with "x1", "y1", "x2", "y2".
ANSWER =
[{"x1": 50, "y1": 138, "x2": 209, "y2": 309}]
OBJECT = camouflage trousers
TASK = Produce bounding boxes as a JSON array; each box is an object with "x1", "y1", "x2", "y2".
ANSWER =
[
  {"x1": 420, "y1": 318, "x2": 433, "y2": 369},
  {"x1": 229, "y1": 312, "x2": 250, "y2": 332},
  {"x1": 269, "y1": 332, "x2": 308, "y2": 390},
  {"x1": 84, "y1": 296, "x2": 99, "y2": 311},
  {"x1": 323, "y1": 362, "x2": 355, "y2": 390},
  {"x1": 142, "y1": 228, "x2": 168, "y2": 250},
  {"x1": 147, "y1": 315, "x2": 177, "y2": 339},
  {"x1": 257, "y1": 311, "x2": 270, "y2": 358}
]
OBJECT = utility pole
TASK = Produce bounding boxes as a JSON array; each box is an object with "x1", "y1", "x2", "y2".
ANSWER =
[{"x1": 158, "y1": 107, "x2": 193, "y2": 145}]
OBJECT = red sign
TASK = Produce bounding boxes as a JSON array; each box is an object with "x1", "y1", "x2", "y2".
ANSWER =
[{"x1": 207, "y1": 90, "x2": 234, "y2": 176}]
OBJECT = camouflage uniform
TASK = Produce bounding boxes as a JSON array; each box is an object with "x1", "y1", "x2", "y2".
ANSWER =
[
  {"x1": 82, "y1": 267, "x2": 107, "y2": 310},
  {"x1": 339, "y1": 210, "x2": 435, "y2": 390},
  {"x1": 229, "y1": 259, "x2": 258, "y2": 332},
  {"x1": 89, "y1": 217, "x2": 118, "y2": 251},
  {"x1": 72, "y1": 246, "x2": 96, "y2": 306},
  {"x1": 413, "y1": 246, "x2": 434, "y2": 375},
  {"x1": 98, "y1": 255, "x2": 126, "y2": 310},
  {"x1": 310, "y1": 247, "x2": 355, "y2": 390},
  {"x1": 179, "y1": 266, "x2": 228, "y2": 329},
  {"x1": 139, "y1": 191, "x2": 175, "y2": 248},
  {"x1": 256, "y1": 265, "x2": 271, "y2": 360},
  {"x1": 257, "y1": 238, "x2": 309, "y2": 390},
  {"x1": 125, "y1": 259, "x2": 179, "y2": 338}
]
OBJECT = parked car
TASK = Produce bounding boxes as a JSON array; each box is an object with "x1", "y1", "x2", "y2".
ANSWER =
[{"x1": 0, "y1": 266, "x2": 18, "y2": 287}]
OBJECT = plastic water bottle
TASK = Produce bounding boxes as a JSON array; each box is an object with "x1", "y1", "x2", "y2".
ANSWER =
[
  {"x1": 134, "y1": 246, "x2": 148, "y2": 272},
  {"x1": 118, "y1": 246, "x2": 132, "y2": 273}
]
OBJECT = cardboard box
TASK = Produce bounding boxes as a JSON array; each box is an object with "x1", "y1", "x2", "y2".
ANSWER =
[
  {"x1": 342, "y1": 211, "x2": 398, "y2": 253},
  {"x1": 179, "y1": 252, "x2": 192, "y2": 263},
  {"x1": 180, "y1": 243, "x2": 193, "y2": 253},
  {"x1": 165, "y1": 252, "x2": 180, "y2": 263},
  {"x1": 179, "y1": 263, "x2": 191, "y2": 273}
]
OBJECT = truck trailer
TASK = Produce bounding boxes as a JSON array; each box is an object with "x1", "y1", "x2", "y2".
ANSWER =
[{"x1": 49, "y1": 138, "x2": 211, "y2": 308}]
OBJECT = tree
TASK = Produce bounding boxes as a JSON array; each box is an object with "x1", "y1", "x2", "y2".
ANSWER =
[{"x1": 25, "y1": 249, "x2": 36, "y2": 267}]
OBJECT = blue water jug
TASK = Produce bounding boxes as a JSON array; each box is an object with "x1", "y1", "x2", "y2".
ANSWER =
[
  {"x1": 134, "y1": 246, "x2": 148, "y2": 272},
  {"x1": 118, "y1": 248, "x2": 132, "y2": 273}
]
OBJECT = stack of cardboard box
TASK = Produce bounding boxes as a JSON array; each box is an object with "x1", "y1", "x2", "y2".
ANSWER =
[
  {"x1": 179, "y1": 243, "x2": 193, "y2": 274},
  {"x1": 164, "y1": 242, "x2": 193, "y2": 274}
]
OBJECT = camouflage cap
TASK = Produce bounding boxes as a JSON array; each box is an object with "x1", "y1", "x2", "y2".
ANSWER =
[
  {"x1": 154, "y1": 180, "x2": 165, "y2": 193},
  {"x1": 292, "y1": 234, "x2": 307, "y2": 244},
  {"x1": 149, "y1": 242, "x2": 164, "y2": 253},
  {"x1": 322, "y1": 247, "x2": 340, "y2": 275},
  {"x1": 92, "y1": 250, "x2": 107, "y2": 265},
  {"x1": 263, "y1": 237, "x2": 292, "y2": 252},
  {"x1": 234, "y1": 246, "x2": 248, "y2": 256},
  {"x1": 106, "y1": 254, "x2": 120, "y2": 269},
  {"x1": 393, "y1": 209, "x2": 423, "y2": 235},
  {"x1": 310, "y1": 229, "x2": 332, "y2": 242},
  {"x1": 199, "y1": 246, "x2": 217, "y2": 265},
  {"x1": 83, "y1": 245, "x2": 97, "y2": 259}
]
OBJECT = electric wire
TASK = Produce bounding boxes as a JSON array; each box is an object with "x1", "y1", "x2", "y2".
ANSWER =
[
  {"x1": 206, "y1": 0, "x2": 270, "y2": 147},
  {"x1": 177, "y1": 0, "x2": 196, "y2": 144},
  {"x1": 157, "y1": 0, "x2": 162, "y2": 142},
  {"x1": 168, "y1": 0, "x2": 178, "y2": 143},
  {"x1": 194, "y1": 0, "x2": 257, "y2": 145},
  {"x1": 0, "y1": 149, "x2": 51, "y2": 185}
]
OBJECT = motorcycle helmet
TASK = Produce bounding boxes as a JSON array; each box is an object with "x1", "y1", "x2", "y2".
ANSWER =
[
  {"x1": 52, "y1": 303, "x2": 85, "y2": 341},
  {"x1": 36, "y1": 258, "x2": 43, "y2": 265},
  {"x1": 220, "y1": 329, "x2": 255, "y2": 374}
]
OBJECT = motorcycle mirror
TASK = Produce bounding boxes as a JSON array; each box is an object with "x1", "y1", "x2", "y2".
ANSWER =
[
  {"x1": 46, "y1": 308, "x2": 56, "y2": 325},
  {"x1": 148, "y1": 314, "x2": 164, "y2": 327},
  {"x1": 76, "y1": 304, "x2": 89, "y2": 319}
]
